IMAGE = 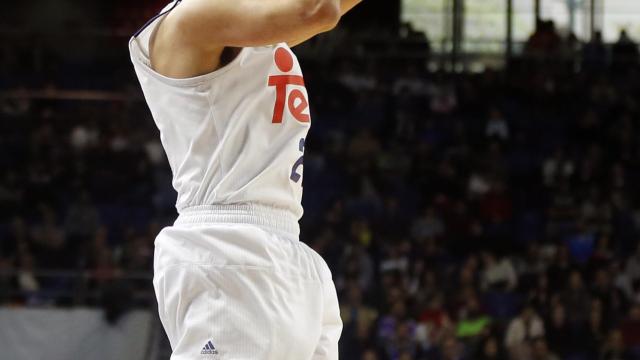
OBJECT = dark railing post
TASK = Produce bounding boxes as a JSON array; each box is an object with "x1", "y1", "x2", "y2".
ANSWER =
[
  {"x1": 590, "y1": 0, "x2": 597, "y2": 40},
  {"x1": 506, "y1": 0, "x2": 514, "y2": 62},
  {"x1": 452, "y1": 0, "x2": 464, "y2": 69},
  {"x1": 568, "y1": 0, "x2": 576, "y2": 35}
]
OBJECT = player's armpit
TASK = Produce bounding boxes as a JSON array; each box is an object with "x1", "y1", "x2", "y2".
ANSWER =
[{"x1": 164, "y1": 0, "x2": 341, "y2": 50}]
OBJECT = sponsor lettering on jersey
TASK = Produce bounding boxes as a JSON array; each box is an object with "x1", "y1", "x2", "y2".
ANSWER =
[{"x1": 268, "y1": 47, "x2": 310, "y2": 124}]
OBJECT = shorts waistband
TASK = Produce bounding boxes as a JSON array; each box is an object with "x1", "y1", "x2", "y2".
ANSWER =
[{"x1": 175, "y1": 204, "x2": 300, "y2": 237}]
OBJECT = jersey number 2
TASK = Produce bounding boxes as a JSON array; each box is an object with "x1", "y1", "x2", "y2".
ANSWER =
[{"x1": 290, "y1": 138, "x2": 305, "y2": 184}]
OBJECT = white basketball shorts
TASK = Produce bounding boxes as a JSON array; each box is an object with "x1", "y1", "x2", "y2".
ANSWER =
[{"x1": 153, "y1": 204, "x2": 342, "y2": 360}]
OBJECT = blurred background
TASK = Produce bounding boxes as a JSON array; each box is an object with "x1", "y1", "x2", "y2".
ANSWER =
[{"x1": 2, "y1": 0, "x2": 640, "y2": 359}]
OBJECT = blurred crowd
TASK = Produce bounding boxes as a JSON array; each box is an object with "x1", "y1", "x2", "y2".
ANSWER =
[{"x1": 2, "y1": 15, "x2": 640, "y2": 360}]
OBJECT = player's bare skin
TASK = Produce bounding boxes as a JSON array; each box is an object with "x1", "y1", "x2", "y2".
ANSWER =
[{"x1": 150, "y1": 0, "x2": 362, "y2": 79}]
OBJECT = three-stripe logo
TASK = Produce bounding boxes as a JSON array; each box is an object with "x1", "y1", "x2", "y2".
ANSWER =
[{"x1": 201, "y1": 340, "x2": 218, "y2": 355}]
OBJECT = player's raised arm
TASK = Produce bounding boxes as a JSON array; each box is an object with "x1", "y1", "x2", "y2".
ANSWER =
[
  {"x1": 288, "y1": 0, "x2": 363, "y2": 47},
  {"x1": 164, "y1": 0, "x2": 342, "y2": 49}
]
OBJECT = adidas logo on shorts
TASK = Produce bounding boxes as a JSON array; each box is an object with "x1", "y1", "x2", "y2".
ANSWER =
[{"x1": 201, "y1": 340, "x2": 219, "y2": 355}]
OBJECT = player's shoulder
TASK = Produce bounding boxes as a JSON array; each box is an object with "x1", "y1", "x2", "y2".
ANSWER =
[{"x1": 148, "y1": 9, "x2": 227, "y2": 79}]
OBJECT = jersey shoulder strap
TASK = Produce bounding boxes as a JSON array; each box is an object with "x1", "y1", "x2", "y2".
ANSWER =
[{"x1": 133, "y1": 0, "x2": 182, "y2": 38}]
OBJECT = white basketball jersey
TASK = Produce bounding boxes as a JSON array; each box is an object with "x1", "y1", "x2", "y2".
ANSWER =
[{"x1": 129, "y1": 1, "x2": 311, "y2": 220}]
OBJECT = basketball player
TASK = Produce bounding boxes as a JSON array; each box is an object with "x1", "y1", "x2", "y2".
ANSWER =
[{"x1": 129, "y1": 0, "x2": 361, "y2": 359}]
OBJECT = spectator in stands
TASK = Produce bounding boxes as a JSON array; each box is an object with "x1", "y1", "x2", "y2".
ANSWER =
[
  {"x1": 541, "y1": 148, "x2": 574, "y2": 188},
  {"x1": 527, "y1": 273, "x2": 552, "y2": 316},
  {"x1": 439, "y1": 335, "x2": 466, "y2": 360},
  {"x1": 485, "y1": 107, "x2": 509, "y2": 141},
  {"x1": 455, "y1": 293, "x2": 491, "y2": 341},
  {"x1": 531, "y1": 337, "x2": 560, "y2": 360},
  {"x1": 476, "y1": 335, "x2": 506, "y2": 360},
  {"x1": 601, "y1": 329, "x2": 629, "y2": 360},
  {"x1": 561, "y1": 270, "x2": 591, "y2": 325},
  {"x1": 545, "y1": 302, "x2": 572, "y2": 358},
  {"x1": 418, "y1": 292, "x2": 451, "y2": 344},
  {"x1": 398, "y1": 22, "x2": 431, "y2": 57},
  {"x1": 585, "y1": 298, "x2": 608, "y2": 356},
  {"x1": 612, "y1": 30, "x2": 639, "y2": 71},
  {"x1": 564, "y1": 221, "x2": 596, "y2": 264},
  {"x1": 30, "y1": 204, "x2": 70, "y2": 269},
  {"x1": 378, "y1": 300, "x2": 413, "y2": 342},
  {"x1": 340, "y1": 283, "x2": 378, "y2": 333},
  {"x1": 620, "y1": 303, "x2": 640, "y2": 355},
  {"x1": 383, "y1": 321, "x2": 419, "y2": 360},
  {"x1": 504, "y1": 304, "x2": 545, "y2": 359},
  {"x1": 626, "y1": 245, "x2": 640, "y2": 286},
  {"x1": 16, "y1": 251, "x2": 39, "y2": 305},
  {"x1": 64, "y1": 191, "x2": 100, "y2": 265},
  {"x1": 481, "y1": 251, "x2": 517, "y2": 292},
  {"x1": 347, "y1": 128, "x2": 382, "y2": 165},
  {"x1": 582, "y1": 31, "x2": 607, "y2": 71},
  {"x1": 361, "y1": 348, "x2": 380, "y2": 360},
  {"x1": 592, "y1": 268, "x2": 626, "y2": 323},
  {"x1": 524, "y1": 20, "x2": 561, "y2": 59},
  {"x1": 339, "y1": 244, "x2": 375, "y2": 292},
  {"x1": 340, "y1": 320, "x2": 381, "y2": 359},
  {"x1": 411, "y1": 206, "x2": 444, "y2": 240}
]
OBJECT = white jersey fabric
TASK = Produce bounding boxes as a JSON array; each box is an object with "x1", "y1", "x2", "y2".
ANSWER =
[
  {"x1": 129, "y1": 1, "x2": 342, "y2": 359},
  {"x1": 129, "y1": 0, "x2": 311, "y2": 229}
]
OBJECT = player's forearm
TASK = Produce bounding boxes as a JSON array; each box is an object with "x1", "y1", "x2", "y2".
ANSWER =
[
  {"x1": 288, "y1": 0, "x2": 363, "y2": 47},
  {"x1": 167, "y1": 0, "x2": 341, "y2": 49},
  {"x1": 340, "y1": 0, "x2": 362, "y2": 14},
  {"x1": 296, "y1": 0, "x2": 359, "y2": 35}
]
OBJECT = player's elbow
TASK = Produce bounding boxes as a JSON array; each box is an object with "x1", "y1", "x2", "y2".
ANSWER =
[{"x1": 302, "y1": 0, "x2": 340, "y2": 32}]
